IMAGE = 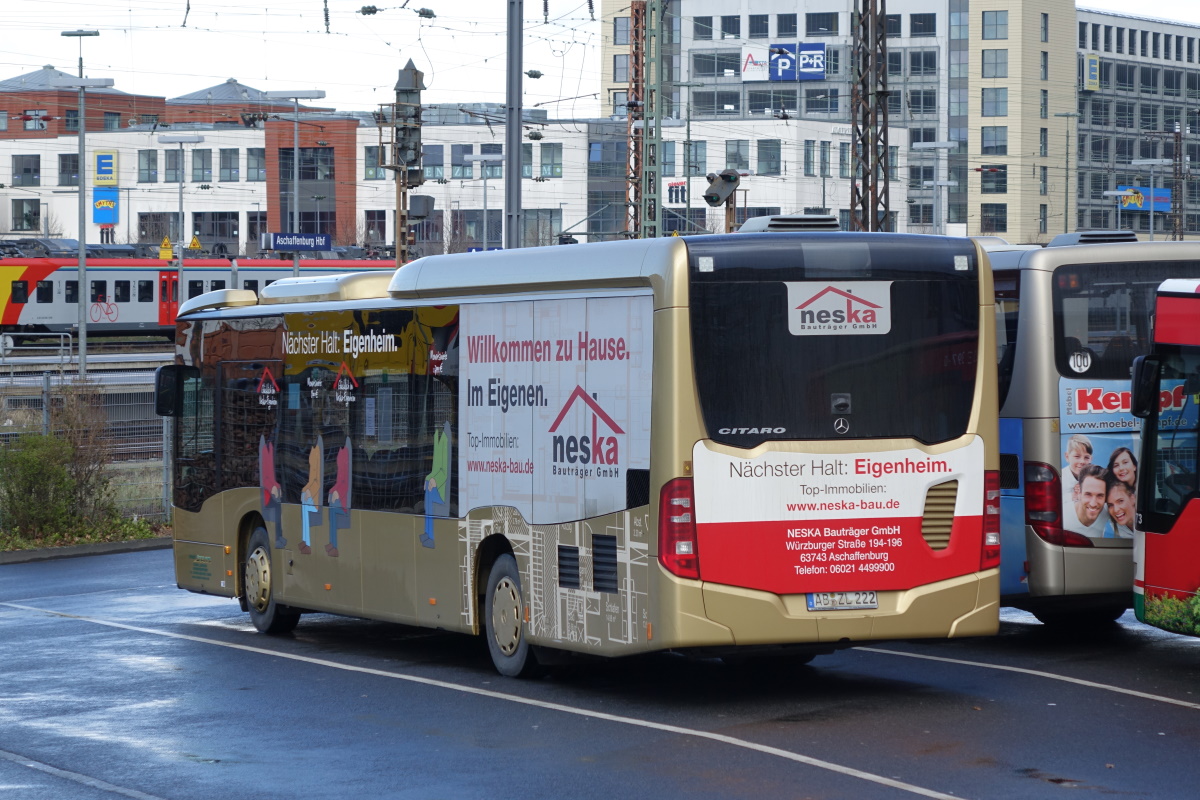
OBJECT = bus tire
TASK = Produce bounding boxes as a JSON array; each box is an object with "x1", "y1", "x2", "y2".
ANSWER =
[
  {"x1": 244, "y1": 527, "x2": 300, "y2": 635},
  {"x1": 484, "y1": 554, "x2": 542, "y2": 678}
]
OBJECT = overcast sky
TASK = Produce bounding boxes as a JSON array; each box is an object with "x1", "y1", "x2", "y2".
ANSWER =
[{"x1": 2, "y1": 1, "x2": 1200, "y2": 118}]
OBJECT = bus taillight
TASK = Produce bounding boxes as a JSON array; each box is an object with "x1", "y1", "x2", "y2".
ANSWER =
[
  {"x1": 982, "y1": 471, "x2": 1001, "y2": 569},
  {"x1": 1024, "y1": 462, "x2": 1093, "y2": 548},
  {"x1": 658, "y1": 477, "x2": 699, "y2": 579}
]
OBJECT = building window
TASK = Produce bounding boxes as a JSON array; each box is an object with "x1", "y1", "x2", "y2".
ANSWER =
[
  {"x1": 725, "y1": 139, "x2": 749, "y2": 171},
  {"x1": 613, "y1": 16, "x2": 629, "y2": 46},
  {"x1": 804, "y1": 140, "x2": 816, "y2": 176},
  {"x1": 612, "y1": 90, "x2": 628, "y2": 115},
  {"x1": 1041, "y1": 89, "x2": 1048, "y2": 119},
  {"x1": 684, "y1": 140, "x2": 706, "y2": 177},
  {"x1": 888, "y1": 51, "x2": 903, "y2": 77},
  {"x1": 909, "y1": 165, "x2": 934, "y2": 189},
  {"x1": 908, "y1": 90, "x2": 936, "y2": 115},
  {"x1": 540, "y1": 142, "x2": 562, "y2": 178},
  {"x1": 910, "y1": 204, "x2": 933, "y2": 225},
  {"x1": 839, "y1": 142, "x2": 851, "y2": 178},
  {"x1": 1041, "y1": 13, "x2": 1049, "y2": 43},
  {"x1": 748, "y1": 14, "x2": 768, "y2": 38},
  {"x1": 910, "y1": 127, "x2": 936, "y2": 146},
  {"x1": 1141, "y1": 66, "x2": 1159, "y2": 94},
  {"x1": 982, "y1": 49, "x2": 1007, "y2": 78},
  {"x1": 910, "y1": 50, "x2": 937, "y2": 76},
  {"x1": 365, "y1": 145, "x2": 386, "y2": 180},
  {"x1": 950, "y1": 11, "x2": 967, "y2": 40},
  {"x1": 1115, "y1": 101, "x2": 1135, "y2": 128},
  {"x1": 692, "y1": 52, "x2": 740, "y2": 78},
  {"x1": 982, "y1": 126, "x2": 1008, "y2": 155},
  {"x1": 246, "y1": 148, "x2": 265, "y2": 181},
  {"x1": 613, "y1": 54, "x2": 629, "y2": 83},
  {"x1": 694, "y1": 16, "x2": 712, "y2": 40},
  {"x1": 480, "y1": 143, "x2": 503, "y2": 178},
  {"x1": 11, "y1": 199, "x2": 39, "y2": 232},
  {"x1": 521, "y1": 143, "x2": 533, "y2": 179},
  {"x1": 1040, "y1": 127, "x2": 1048, "y2": 157},
  {"x1": 219, "y1": 148, "x2": 239, "y2": 181},
  {"x1": 1091, "y1": 136, "x2": 1110, "y2": 163},
  {"x1": 58, "y1": 153, "x2": 78, "y2": 186},
  {"x1": 825, "y1": 48, "x2": 841, "y2": 77},
  {"x1": 982, "y1": 88, "x2": 1008, "y2": 117},
  {"x1": 138, "y1": 150, "x2": 158, "y2": 183},
  {"x1": 1039, "y1": 205, "x2": 1048, "y2": 233},
  {"x1": 720, "y1": 15, "x2": 739, "y2": 39},
  {"x1": 885, "y1": 14, "x2": 901, "y2": 38},
  {"x1": 1091, "y1": 99, "x2": 1110, "y2": 126},
  {"x1": 452, "y1": 144, "x2": 474, "y2": 179},
  {"x1": 164, "y1": 149, "x2": 182, "y2": 183},
  {"x1": 64, "y1": 109, "x2": 78, "y2": 131},
  {"x1": 950, "y1": 87, "x2": 967, "y2": 117},
  {"x1": 1040, "y1": 166, "x2": 1049, "y2": 195},
  {"x1": 980, "y1": 203, "x2": 1007, "y2": 233},
  {"x1": 103, "y1": 112, "x2": 121, "y2": 131},
  {"x1": 661, "y1": 141, "x2": 676, "y2": 177},
  {"x1": 422, "y1": 144, "x2": 444, "y2": 180},
  {"x1": 806, "y1": 12, "x2": 838, "y2": 37},
  {"x1": 1165, "y1": 70, "x2": 1182, "y2": 97},
  {"x1": 910, "y1": 13, "x2": 936, "y2": 37},
  {"x1": 757, "y1": 139, "x2": 781, "y2": 175},
  {"x1": 12, "y1": 155, "x2": 39, "y2": 187},
  {"x1": 820, "y1": 141, "x2": 831, "y2": 176},
  {"x1": 1040, "y1": 52, "x2": 1048, "y2": 81},
  {"x1": 982, "y1": 11, "x2": 1007, "y2": 40},
  {"x1": 1141, "y1": 104, "x2": 1159, "y2": 131},
  {"x1": 806, "y1": 89, "x2": 838, "y2": 113},
  {"x1": 191, "y1": 149, "x2": 212, "y2": 182},
  {"x1": 777, "y1": 14, "x2": 797, "y2": 38},
  {"x1": 980, "y1": 165, "x2": 1007, "y2": 193},
  {"x1": 23, "y1": 109, "x2": 48, "y2": 131}
]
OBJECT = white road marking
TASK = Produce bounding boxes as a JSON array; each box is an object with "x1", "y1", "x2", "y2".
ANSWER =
[
  {"x1": 1, "y1": 601, "x2": 960, "y2": 800},
  {"x1": 858, "y1": 647, "x2": 1200, "y2": 710},
  {"x1": 0, "y1": 747, "x2": 169, "y2": 800}
]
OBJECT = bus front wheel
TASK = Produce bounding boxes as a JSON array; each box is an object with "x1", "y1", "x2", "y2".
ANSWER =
[
  {"x1": 244, "y1": 527, "x2": 300, "y2": 635},
  {"x1": 484, "y1": 554, "x2": 542, "y2": 678}
]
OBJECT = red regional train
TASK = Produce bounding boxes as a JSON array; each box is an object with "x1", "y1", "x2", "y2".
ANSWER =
[{"x1": 0, "y1": 258, "x2": 395, "y2": 339}]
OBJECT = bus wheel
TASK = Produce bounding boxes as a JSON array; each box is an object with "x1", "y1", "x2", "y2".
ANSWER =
[
  {"x1": 244, "y1": 527, "x2": 300, "y2": 635},
  {"x1": 484, "y1": 554, "x2": 541, "y2": 678}
]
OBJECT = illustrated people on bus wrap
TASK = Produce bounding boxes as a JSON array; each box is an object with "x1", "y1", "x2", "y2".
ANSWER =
[
  {"x1": 422, "y1": 421, "x2": 450, "y2": 549},
  {"x1": 259, "y1": 435, "x2": 285, "y2": 549},
  {"x1": 1064, "y1": 464, "x2": 1111, "y2": 538},
  {"x1": 1061, "y1": 434, "x2": 1094, "y2": 498},
  {"x1": 1107, "y1": 446, "x2": 1138, "y2": 493},
  {"x1": 299, "y1": 435, "x2": 324, "y2": 555},
  {"x1": 1105, "y1": 479, "x2": 1136, "y2": 539},
  {"x1": 325, "y1": 438, "x2": 352, "y2": 558}
]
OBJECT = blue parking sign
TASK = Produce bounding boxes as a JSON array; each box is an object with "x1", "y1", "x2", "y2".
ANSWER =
[
  {"x1": 770, "y1": 43, "x2": 797, "y2": 81},
  {"x1": 798, "y1": 43, "x2": 826, "y2": 81}
]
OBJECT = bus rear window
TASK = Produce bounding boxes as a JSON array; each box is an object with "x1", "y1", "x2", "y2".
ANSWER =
[{"x1": 1053, "y1": 262, "x2": 1200, "y2": 380}]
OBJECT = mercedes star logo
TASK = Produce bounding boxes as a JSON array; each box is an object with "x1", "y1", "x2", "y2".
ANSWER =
[{"x1": 834, "y1": 417, "x2": 850, "y2": 435}]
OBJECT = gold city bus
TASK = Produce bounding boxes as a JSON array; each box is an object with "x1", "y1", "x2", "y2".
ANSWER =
[{"x1": 155, "y1": 232, "x2": 1000, "y2": 676}]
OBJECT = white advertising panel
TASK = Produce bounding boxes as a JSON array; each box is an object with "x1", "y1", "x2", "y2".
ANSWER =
[
  {"x1": 460, "y1": 296, "x2": 653, "y2": 523},
  {"x1": 785, "y1": 281, "x2": 893, "y2": 336}
]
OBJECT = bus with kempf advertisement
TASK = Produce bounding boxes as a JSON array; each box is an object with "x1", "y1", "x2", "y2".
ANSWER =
[
  {"x1": 1130, "y1": 280, "x2": 1200, "y2": 636},
  {"x1": 987, "y1": 235, "x2": 1200, "y2": 626},
  {"x1": 155, "y1": 232, "x2": 1000, "y2": 676}
]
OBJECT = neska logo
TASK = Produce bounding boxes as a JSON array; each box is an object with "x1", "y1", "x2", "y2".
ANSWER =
[
  {"x1": 549, "y1": 386, "x2": 623, "y2": 466},
  {"x1": 786, "y1": 281, "x2": 892, "y2": 336}
]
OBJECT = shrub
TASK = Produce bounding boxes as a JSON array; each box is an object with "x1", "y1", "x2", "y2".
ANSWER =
[{"x1": 0, "y1": 433, "x2": 75, "y2": 537}]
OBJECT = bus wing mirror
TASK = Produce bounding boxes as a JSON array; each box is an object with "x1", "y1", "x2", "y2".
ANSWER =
[
  {"x1": 1130, "y1": 356, "x2": 1161, "y2": 419},
  {"x1": 155, "y1": 365, "x2": 183, "y2": 417}
]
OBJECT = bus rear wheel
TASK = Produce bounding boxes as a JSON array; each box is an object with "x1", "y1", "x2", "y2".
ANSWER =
[
  {"x1": 484, "y1": 554, "x2": 541, "y2": 678},
  {"x1": 244, "y1": 527, "x2": 300, "y2": 635}
]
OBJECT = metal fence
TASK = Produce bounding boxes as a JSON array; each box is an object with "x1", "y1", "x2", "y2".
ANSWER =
[{"x1": 0, "y1": 371, "x2": 169, "y2": 522}]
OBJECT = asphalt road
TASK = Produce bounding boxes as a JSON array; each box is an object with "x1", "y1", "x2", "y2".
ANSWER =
[{"x1": 2, "y1": 549, "x2": 1198, "y2": 799}]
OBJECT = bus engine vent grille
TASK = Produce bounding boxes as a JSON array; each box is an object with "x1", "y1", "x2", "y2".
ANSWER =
[
  {"x1": 921, "y1": 480, "x2": 958, "y2": 551},
  {"x1": 558, "y1": 545, "x2": 580, "y2": 589},
  {"x1": 592, "y1": 535, "x2": 619, "y2": 593}
]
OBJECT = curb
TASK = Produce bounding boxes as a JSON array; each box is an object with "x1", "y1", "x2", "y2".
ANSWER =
[{"x1": 0, "y1": 537, "x2": 173, "y2": 565}]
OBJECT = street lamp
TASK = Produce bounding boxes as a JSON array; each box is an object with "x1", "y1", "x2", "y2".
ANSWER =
[
  {"x1": 264, "y1": 89, "x2": 326, "y2": 275},
  {"x1": 158, "y1": 134, "x2": 204, "y2": 303},
  {"x1": 54, "y1": 29, "x2": 111, "y2": 379},
  {"x1": 1054, "y1": 112, "x2": 1080, "y2": 234},
  {"x1": 1102, "y1": 189, "x2": 1137, "y2": 231},
  {"x1": 464, "y1": 154, "x2": 503, "y2": 252},
  {"x1": 1131, "y1": 159, "x2": 1173, "y2": 240},
  {"x1": 912, "y1": 141, "x2": 955, "y2": 235}
]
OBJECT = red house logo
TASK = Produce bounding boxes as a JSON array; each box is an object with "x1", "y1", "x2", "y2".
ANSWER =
[
  {"x1": 786, "y1": 281, "x2": 893, "y2": 336},
  {"x1": 549, "y1": 386, "x2": 624, "y2": 467}
]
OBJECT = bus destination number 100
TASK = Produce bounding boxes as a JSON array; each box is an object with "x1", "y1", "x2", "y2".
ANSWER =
[{"x1": 807, "y1": 591, "x2": 879, "y2": 611}]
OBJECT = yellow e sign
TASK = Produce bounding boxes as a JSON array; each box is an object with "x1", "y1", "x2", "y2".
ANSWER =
[{"x1": 94, "y1": 151, "x2": 118, "y2": 186}]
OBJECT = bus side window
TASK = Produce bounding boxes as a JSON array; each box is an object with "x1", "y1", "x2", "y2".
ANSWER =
[
  {"x1": 114, "y1": 280, "x2": 131, "y2": 303},
  {"x1": 11, "y1": 281, "x2": 27, "y2": 305},
  {"x1": 35, "y1": 280, "x2": 53, "y2": 303}
]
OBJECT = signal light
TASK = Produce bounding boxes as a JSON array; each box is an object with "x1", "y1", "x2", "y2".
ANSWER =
[
  {"x1": 702, "y1": 168, "x2": 740, "y2": 208},
  {"x1": 1024, "y1": 462, "x2": 1093, "y2": 548},
  {"x1": 658, "y1": 477, "x2": 699, "y2": 579}
]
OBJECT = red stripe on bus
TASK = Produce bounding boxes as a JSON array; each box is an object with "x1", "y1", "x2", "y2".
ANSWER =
[{"x1": 1154, "y1": 295, "x2": 1200, "y2": 346}]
